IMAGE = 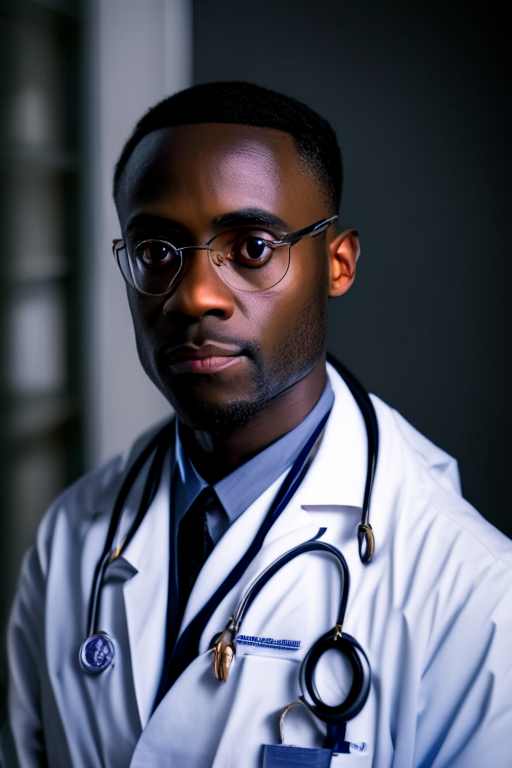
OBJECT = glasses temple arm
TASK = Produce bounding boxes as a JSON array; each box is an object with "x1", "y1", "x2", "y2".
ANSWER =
[{"x1": 278, "y1": 215, "x2": 339, "y2": 245}]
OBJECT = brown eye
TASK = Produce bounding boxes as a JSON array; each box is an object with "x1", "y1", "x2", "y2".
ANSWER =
[
  {"x1": 234, "y1": 236, "x2": 274, "y2": 266},
  {"x1": 134, "y1": 240, "x2": 177, "y2": 267}
]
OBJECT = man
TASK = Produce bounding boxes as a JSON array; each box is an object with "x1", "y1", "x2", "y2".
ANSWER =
[{"x1": 1, "y1": 81, "x2": 511, "y2": 768}]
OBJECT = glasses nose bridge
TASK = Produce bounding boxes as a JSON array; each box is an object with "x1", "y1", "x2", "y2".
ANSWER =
[
  {"x1": 174, "y1": 241, "x2": 230, "y2": 292},
  {"x1": 164, "y1": 241, "x2": 235, "y2": 318},
  {"x1": 178, "y1": 243, "x2": 219, "y2": 269},
  {"x1": 178, "y1": 243, "x2": 212, "y2": 254},
  {"x1": 178, "y1": 242, "x2": 228, "y2": 273}
]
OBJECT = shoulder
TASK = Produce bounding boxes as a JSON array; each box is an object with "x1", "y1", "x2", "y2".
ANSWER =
[
  {"x1": 369, "y1": 394, "x2": 512, "y2": 571},
  {"x1": 359, "y1": 395, "x2": 512, "y2": 676},
  {"x1": 325, "y1": 364, "x2": 511, "y2": 566},
  {"x1": 372, "y1": 395, "x2": 462, "y2": 495}
]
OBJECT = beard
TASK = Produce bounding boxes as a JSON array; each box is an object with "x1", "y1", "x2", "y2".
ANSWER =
[{"x1": 133, "y1": 288, "x2": 328, "y2": 435}]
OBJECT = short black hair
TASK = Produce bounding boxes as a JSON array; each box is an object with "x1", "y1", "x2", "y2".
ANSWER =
[{"x1": 113, "y1": 81, "x2": 342, "y2": 213}]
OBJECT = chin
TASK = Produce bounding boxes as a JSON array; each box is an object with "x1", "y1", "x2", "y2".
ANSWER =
[
  {"x1": 154, "y1": 361, "x2": 271, "y2": 432},
  {"x1": 170, "y1": 395, "x2": 268, "y2": 432}
]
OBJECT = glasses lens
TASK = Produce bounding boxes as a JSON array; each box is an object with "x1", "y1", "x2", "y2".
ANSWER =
[
  {"x1": 208, "y1": 229, "x2": 291, "y2": 292},
  {"x1": 127, "y1": 239, "x2": 182, "y2": 295}
]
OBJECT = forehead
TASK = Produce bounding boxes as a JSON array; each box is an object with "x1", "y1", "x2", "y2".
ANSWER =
[{"x1": 116, "y1": 123, "x2": 326, "y2": 230}]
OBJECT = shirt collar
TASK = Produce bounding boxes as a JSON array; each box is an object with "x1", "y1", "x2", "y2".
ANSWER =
[
  {"x1": 174, "y1": 377, "x2": 334, "y2": 526},
  {"x1": 174, "y1": 421, "x2": 208, "y2": 529}
]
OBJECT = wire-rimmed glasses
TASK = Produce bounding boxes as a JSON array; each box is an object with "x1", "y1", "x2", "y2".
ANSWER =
[{"x1": 112, "y1": 215, "x2": 338, "y2": 295}]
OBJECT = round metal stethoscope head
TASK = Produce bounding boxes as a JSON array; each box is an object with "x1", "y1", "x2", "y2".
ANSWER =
[{"x1": 79, "y1": 631, "x2": 115, "y2": 674}]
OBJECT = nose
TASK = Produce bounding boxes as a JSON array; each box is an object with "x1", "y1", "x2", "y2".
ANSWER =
[{"x1": 163, "y1": 248, "x2": 235, "y2": 320}]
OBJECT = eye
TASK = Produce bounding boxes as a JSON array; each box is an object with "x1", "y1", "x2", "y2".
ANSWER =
[
  {"x1": 232, "y1": 234, "x2": 274, "y2": 266},
  {"x1": 133, "y1": 240, "x2": 177, "y2": 268}
]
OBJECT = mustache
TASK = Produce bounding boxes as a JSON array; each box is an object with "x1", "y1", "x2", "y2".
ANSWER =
[{"x1": 153, "y1": 333, "x2": 263, "y2": 367}]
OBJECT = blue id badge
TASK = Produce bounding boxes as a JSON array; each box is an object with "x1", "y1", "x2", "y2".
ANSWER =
[{"x1": 262, "y1": 744, "x2": 333, "y2": 768}]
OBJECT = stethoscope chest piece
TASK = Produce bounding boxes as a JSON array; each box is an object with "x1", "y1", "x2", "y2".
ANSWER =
[
  {"x1": 299, "y1": 628, "x2": 371, "y2": 723},
  {"x1": 79, "y1": 632, "x2": 115, "y2": 673}
]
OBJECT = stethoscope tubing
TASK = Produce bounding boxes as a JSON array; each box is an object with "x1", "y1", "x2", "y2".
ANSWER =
[
  {"x1": 153, "y1": 408, "x2": 332, "y2": 703},
  {"x1": 213, "y1": 529, "x2": 371, "y2": 724},
  {"x1": 86, "y1": 420, "x2": 175, "y2": 637},
  {"x1": 326, "y1": 354, "x2": 378, "y2": 563},
  {"x1": 231, "y1": 528, "x2": 349, "y2": 631},
  {"x1": 82, "y1": 356, "x2": 379, "y2": 693}
]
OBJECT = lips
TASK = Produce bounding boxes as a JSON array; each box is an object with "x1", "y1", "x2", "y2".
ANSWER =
[{"x1": 165, "y1": 343, "x2": 245, "y2": 374}]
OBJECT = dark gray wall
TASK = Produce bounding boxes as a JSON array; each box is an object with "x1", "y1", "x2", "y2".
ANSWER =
[{"x1": 194, "y1": 0, "x2": 512, "y2": 536}]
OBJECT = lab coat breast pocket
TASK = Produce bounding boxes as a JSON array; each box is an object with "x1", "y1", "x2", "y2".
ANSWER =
[{"x1": 210, "y1": 653, "x2": 324, "y2": 768}]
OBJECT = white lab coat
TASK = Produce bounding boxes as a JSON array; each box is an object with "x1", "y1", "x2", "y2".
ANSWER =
[{"x1": 1, "y1": 364, "x2": 511, "y2": 768}]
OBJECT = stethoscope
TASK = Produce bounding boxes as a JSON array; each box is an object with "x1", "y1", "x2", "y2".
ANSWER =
[
  {"x1": 79, "y1": 353, "x2": 379, "y2": 728},
  {"x1": 210, "y1": 529, "x2": 371, "y2": 747}
]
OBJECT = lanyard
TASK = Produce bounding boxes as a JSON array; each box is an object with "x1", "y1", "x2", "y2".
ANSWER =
[{"x1": 153, "y1": 408, "x2": 331, "y2": 709}]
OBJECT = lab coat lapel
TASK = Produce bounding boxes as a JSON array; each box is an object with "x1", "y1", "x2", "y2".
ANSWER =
[
  {"x1": 120, "y1": 448, "x2": 172, "y2": 728},
  {"x1": 291, "y1": 364, "x2": 370, "y2": 610},
  {"x1": 69, "y1": 438, "x2": 158, "y2": 757},
  {"x1": 179, "y1": 469, "x2": 317, "y2": 635},
  {"x1": 132, "y1": 492, "x2": 322, "y2": 768},
  {"x1": 86, "y1": 431, "x2": 174, "y2": 732},
  {"x1": 132, "y1": 368, "x2": 370, "y2": 764}
]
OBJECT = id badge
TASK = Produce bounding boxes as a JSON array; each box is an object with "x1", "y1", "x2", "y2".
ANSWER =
[{"x1": 262, "y1": 744, "x2": 333, "y2": 768}]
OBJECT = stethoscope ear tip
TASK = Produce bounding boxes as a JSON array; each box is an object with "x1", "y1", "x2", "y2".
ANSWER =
[{"x1": 79, "y1": 632, "x2": 115, "y2": 673}]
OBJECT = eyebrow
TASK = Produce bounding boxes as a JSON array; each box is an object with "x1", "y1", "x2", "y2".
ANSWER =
[
  {"x1": 212, "y1": 208, "x2": 290, "y2": 233},
  {"x1": 125, "y1": 208, "x2": 290, "y2": 237}
]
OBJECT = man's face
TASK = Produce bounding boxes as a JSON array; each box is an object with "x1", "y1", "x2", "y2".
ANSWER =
[{"x1": 116, "y1": 123, "x2": 336, "y2": 430}]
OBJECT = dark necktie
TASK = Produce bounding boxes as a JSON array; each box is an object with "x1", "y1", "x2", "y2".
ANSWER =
[
  {"x1": 177, "y1": 487, "x2": 216, "y2": 616},
  {"x1": 154, "y1": 487, "x2": 217, "y2": 711}
]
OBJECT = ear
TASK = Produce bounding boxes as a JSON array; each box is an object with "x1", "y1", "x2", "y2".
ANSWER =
[{"x1": 328, "y1": 229, "x2": 360, "y2": 298}]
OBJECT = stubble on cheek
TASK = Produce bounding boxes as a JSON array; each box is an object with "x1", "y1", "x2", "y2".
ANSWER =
[{"x1": 262, "y1": 290, "x2": 328, "y2": 397}]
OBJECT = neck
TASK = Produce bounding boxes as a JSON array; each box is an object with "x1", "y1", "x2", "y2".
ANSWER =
[{"x1": 180, "y1": 358, "x2": 327, "y2": 484}]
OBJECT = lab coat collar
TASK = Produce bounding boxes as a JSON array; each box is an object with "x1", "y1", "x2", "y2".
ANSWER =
[
  {"x1": 297, "y1": 362, "x2": 368, "y2": 509},
  {"x1": 119, "y1": 447, "x2": 172, "y2": 573}
]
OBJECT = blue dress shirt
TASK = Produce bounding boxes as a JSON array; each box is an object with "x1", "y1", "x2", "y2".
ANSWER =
[{"x1": 172, "y1": 378, "x2": 334, "y2": 545}]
